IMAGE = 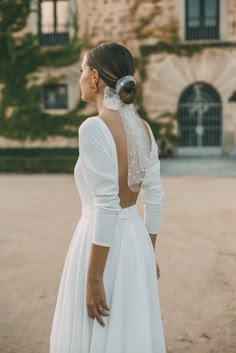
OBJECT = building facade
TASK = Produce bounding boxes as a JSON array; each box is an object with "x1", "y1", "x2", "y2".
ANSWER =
[{"x1": 1, "y1": 0, "x2": 236, "y2": 156}]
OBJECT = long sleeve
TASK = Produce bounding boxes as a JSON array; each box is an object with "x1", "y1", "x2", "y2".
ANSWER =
[
  {"x1": 141, "y1": 124, "x2": 164, "y2": 235},
  {"x1": 78, "y1": 118, "x2": 121, "y2": 247}
]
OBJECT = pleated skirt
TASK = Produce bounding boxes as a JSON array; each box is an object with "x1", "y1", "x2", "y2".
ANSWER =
[{"x1": 50, "y1": 204, "x2": 166, "y2": 353}]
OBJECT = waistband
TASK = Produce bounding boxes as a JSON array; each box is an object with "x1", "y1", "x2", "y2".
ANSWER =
[{"x1": 81, "y1": 203, "x2": 138, "y2": 220}]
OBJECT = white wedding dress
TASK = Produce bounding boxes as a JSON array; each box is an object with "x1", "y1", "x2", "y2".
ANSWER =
[{"x1": 49, "y1": 115, "x2": 166, "y2": 353}]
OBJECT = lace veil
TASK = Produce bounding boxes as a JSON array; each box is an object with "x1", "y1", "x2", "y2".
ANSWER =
[{"x1": 103, "y1": 75, "x2": 153, "y2": 192}]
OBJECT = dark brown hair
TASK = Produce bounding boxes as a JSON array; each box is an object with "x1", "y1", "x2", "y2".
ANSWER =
[{"x1": 87, "y1": 42, "x2": 137, "y2": 104}]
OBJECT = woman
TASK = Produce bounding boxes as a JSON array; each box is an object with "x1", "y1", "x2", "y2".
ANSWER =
[{"x1": 50, "y1": 42, "x2": 166, "y2": 353}]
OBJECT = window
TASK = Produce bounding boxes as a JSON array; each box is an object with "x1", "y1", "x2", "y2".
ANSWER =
[
  {"x1": 39, "y1": 0, "x2": 69, "y2": 46},
  {"x1": 178, "y1": 83, "x2": 222, "y2": 149},
  {"x1": 186, "y1": 0, "x2": 219, "y2": 40},
  {"x1": 43, "y1": 84, "x2": 68, "y2": 110}
]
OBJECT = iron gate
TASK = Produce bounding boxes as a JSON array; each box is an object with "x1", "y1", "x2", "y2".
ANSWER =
[{"x1": 177, "y1": 83, "x2": 222, "y2": 155}]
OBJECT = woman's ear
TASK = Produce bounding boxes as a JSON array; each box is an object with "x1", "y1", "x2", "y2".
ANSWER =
[{"x1": 92, "y1": 69, "x2": 99, "y2": 84}]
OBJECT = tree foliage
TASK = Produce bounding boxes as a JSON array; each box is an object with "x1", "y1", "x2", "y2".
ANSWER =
[
  {"x1": 0, "y1": 0, "x2": 84, "y2": 141},
  {"x1": 0, "y1": 0, "x2": 30, "y2": 33}
]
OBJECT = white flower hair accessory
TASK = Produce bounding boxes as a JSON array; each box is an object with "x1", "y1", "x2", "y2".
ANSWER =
[{"x1": 103, "y1": 75, "x2": 152, "y2": 192}]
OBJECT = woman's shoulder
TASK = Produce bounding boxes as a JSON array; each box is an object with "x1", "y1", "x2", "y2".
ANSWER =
[
  {"x1": 78, "y1": 116, "x2": 112, "y2": 149},
  {"x1": 78, "y1": 116, "x2": 105, "y2": 141},
  {"x1": 78, "y1": 116, "x2": 99, "y2": 134}
]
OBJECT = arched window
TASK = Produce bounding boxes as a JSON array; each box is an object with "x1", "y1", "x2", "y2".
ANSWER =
[
  {"x1": 186, "y1": 0, "x2": 219, "y2": 40},
  {"x1": 177, "y1": 83, "x2": 222, "y2": 154}
]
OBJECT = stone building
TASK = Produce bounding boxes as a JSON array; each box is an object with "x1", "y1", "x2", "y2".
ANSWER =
[{"x1": 1, "y1": 0, "x2": 236, "y2": 156}]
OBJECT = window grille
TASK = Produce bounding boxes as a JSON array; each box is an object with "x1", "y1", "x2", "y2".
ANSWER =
[
  {"x1": 178, "y1": 83, "x2": 222, "y2": 149},
  {"x1": 43, "y1": 84, "x2": 68, "y2": 110},
  {"x1": 39, "y1": 0, "x2": 69, "y2": 46},
  {"x1": 186, "y1": 0, "x2": 219, "y2": 40}
]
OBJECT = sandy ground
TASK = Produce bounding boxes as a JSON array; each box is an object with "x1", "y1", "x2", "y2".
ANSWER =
[{"x1": 0, "y1": 174, "x2": 236, "y2": 353}]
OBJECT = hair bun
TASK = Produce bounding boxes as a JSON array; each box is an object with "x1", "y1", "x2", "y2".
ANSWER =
[{"x1": 119, "y1": 81, "x2": 137, "y2": 104}]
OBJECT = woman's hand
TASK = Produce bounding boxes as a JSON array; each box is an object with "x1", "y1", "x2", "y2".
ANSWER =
[
  {"x1": 156, "y1": 260, "x2": 161, "y2": 279},
  {"x1": 86, "y1": 275, "x2": 110, "y2": 327}
]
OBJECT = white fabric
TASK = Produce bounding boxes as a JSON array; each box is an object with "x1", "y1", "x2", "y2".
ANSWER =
[
  {"x1": 141, "y1": 122, "x2": 164, "y2": 234},
  {"x1": 49, "y1": 115, "x2": 166, "y2": 353},
  {"x1": 103, "y1": 86, "x2": 152, "y2": 192},
  {"x1": 78, "y1": 116, "x2": 121, "y2": 247}
]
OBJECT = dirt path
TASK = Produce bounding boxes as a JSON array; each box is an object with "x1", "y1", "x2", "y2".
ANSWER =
[
  {"x1": 159, "y1": 176, "x2": 236, "y2": 353},
  {"x1": 0, "y1": 174, "x2": 235, "y2": 353}
]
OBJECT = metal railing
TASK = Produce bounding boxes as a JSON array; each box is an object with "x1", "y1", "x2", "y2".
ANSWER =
[
  {"x1": 186, "y1": 21, "x2": 219, "y2": 40},
  {"x1": 178, "y1": 103, "x2": 222, "y2": 148},
  {"x1": 39, "y1": 24, "x2": 69, "y2": 47}
]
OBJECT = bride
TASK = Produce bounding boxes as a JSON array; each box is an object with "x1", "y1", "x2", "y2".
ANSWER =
[{"x1": 50, "y1": 41, "x2": 166, "y2": 353}]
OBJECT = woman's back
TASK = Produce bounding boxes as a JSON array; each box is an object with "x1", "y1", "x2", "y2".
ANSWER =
[{"x1": 98, "y1": 110, "x2": 152, "y2": 208}]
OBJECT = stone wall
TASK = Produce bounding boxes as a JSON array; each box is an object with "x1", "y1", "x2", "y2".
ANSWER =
[
  {"x1": 77, "y1": 0, "x2": 133, "y2": 45},
  {"x1": 77, "y1": 0, "x2": 177, "y2": 53},
  {"x1": 228, "y1": 0, "x2": 236, "y2": 40}
]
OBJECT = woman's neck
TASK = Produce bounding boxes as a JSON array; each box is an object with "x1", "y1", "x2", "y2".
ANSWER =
[{"x1": 95, "y1": 91, "x2": 109, "y2": 116}]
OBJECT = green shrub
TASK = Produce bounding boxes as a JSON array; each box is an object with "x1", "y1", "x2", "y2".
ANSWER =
[{"x1": 0, "y1": 148, "x2": 79, "y2": 172}]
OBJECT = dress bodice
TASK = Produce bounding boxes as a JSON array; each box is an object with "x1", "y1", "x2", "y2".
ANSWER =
[
  {"x1": 73, "y1": 115, "x2": 164, "y2": 246},
  {"x1": 74, "y1": 116, "x2": 118, "y2": 208}
]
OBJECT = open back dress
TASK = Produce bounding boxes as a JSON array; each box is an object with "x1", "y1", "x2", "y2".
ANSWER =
[{"x1": 49, "y1": 115, "x2": 166, "y2": 353}]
